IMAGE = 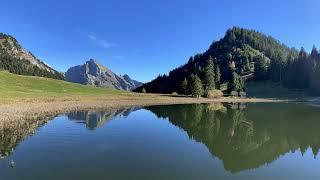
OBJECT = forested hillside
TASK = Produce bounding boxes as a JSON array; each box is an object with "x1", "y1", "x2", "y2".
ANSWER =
[
  {"x1": 0, "y1": 33, "x2": 64, "y2": 80},
  {"x1": 135, "y1": 27, "x2": 320, "y2": 96}
]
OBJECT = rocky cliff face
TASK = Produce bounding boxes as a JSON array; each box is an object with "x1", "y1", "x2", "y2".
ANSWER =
[{"x1": 65, "y1": 59, "x2": 143, "y2": 90}]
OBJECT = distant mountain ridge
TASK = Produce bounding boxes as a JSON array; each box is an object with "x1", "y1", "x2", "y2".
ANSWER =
[
  {"x1": 0, "y1": 32, "x2": 63, "y2": 79},
  {"x1": 65, "y1": 59, "x2": 143, "y2": 91}
]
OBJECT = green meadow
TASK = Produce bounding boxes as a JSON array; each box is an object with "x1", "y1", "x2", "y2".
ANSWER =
[{"x1": 0, "y1": 71, "x2": 131, "y2": 104}]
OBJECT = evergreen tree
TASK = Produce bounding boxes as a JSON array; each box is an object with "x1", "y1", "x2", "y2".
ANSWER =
[
  {"x1": 204, "y1": 56, "x2": 215, "y2": 94},
  {"x1": 187, "y1": 56, "x2": 194, "y2": 64},
  {"x1": 309, "y1": 45, "x2": 319, "y2": 72},
  {"x1": 227, "y1": 29, "x2": 237, "y2": 43},
  {"x1": 227, "y1": 71, "x2": 243, "y2": 93},
  {"x1": 291, "y1": 48, "x2": 309, "y2": 89},
  {"x1": 180, "y1": 78, "x2": 188, "y2": 95},
  {"x1": 214, "y1": 65, "x2": 221, "y2": 88},
  {"x1": 254, "y1": 55, "x2": 268, "y2": 81},
  {"x1": 189, "y1": 74, "x2": 204, "y2": 98}
]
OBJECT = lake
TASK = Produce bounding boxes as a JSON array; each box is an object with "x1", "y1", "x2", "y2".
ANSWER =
[{"x1": 1, "y1": 103, "x2": 320, "y2": 180}]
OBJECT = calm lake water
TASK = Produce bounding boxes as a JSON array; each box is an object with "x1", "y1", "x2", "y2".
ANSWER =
[{"x1": 1, "y1": 103, "x2": 320, "y2": 180}]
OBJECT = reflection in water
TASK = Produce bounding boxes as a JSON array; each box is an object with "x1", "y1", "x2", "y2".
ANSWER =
[
  {"x1": 146, "y1": 103, "x2": 320, "y2": 173},
  {"x1": 0, "y1": 116, "x2": 53, "y2": 159},
  {"x1": 2, "y1": 103, "x2": 320, "y2": 177},
  {"x1": 66, "y1": 107, "x2": 140, "y2": 130},
  {"x1": 0, "y1": 107, "x2": 139, "y2": 158}
]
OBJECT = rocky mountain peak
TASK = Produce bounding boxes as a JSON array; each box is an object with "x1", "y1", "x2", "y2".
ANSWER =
[
  {"x1": 123, "y1": 74, "x2": 131, "y2": 81},
  {"x1": 65, "y1": 59, "x2": 143, "y2": 91}
]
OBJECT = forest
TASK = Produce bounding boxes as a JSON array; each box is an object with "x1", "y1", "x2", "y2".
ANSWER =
[{"x1": 135, "y1": 27, "x2": 320, "y2": 96}]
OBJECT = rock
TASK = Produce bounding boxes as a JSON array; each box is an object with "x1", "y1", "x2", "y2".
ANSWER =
[{"x1": 65, "y1": 59, "x2": 143, "y2": 91}]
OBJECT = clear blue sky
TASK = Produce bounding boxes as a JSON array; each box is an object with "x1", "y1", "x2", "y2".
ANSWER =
[{"x1": 1, "y1": 0, "x2": 320, "y2": 82}]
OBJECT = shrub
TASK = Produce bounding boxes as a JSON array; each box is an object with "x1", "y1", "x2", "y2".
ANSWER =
[
  {"x1": 206, "y1": 90, "x2": 223, "y2": 99},
  {"x1": 230, "y1": 91, "x2": 239, "y2": 97},
  {"x1": 171, "y1": 92, "x2": 178, "y2": 97},
  {"x1": 239, "y1": 91, "x2": 247, "y2": 98}
]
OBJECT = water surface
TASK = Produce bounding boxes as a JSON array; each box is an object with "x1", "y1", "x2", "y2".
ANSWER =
[{"x1": 1, "y1": 103, "x2": 320, "y2": 180}]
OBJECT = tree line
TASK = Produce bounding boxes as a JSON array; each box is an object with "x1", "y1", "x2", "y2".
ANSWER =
[
  {"x1": 271, "y1": 47, "x2": 320, "y2": 92},
  {"x1": 178, "y1": 56, "x2": 243, "y2": 97},
  {"x1": 135, "y1": 27, "x2": 320, "y2": 95}
]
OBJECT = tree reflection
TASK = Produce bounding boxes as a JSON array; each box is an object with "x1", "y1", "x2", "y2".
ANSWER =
[{"x1": 146, "y1": 103, "x2": 320, "y2": 173}]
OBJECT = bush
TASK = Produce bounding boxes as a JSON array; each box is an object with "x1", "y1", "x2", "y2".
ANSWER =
[
  {"x1": 230, "y1": 91, "x2": 239, "y2": 97},
  {"x1": 239, "y1": 91, "x2": 247, "y2": 98},
  {"x1": 206, "y1": 90, "x2": 223, "y2": 99},
  {"x1": 171, "y1": 92, "x2": 178, "y2": 97}
]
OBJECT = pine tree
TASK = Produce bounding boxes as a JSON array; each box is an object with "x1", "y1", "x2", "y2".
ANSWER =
[
  {"x1": 180, "y1": 78, "x2": 188, "y2": 95},
  {"x1": 295, "y1": 48, "x2": 309, "y2": 89},
  {"x1": 254, "y1": 55, "x2": 268, "y2": 81},
  {"x1": 309, "y1": 45, "x2": 319, "y2": 72},
  {"x1": 227, "y1": 71, "x2": 243, "y2": 93},
  {"x1": 189, "y1": 74, "x2": 204, "y2": 98},
  {"x1": 227, "y1": 30, "x2": 236, "y2": 43},
  {"x1": 214, "y1": 65, "x2": 221, "y2": 88},
  {"x1": 204, "y1": 56, "x2": 215, "y2": 94}
]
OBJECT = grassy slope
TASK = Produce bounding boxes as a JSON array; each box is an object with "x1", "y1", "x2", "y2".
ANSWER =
[
  {"x1": 245, "y1": 81, "x2": 308, "y2": 99},
  {"x1": 0, "y1": 71, "x2": 132, "y2": 104},
  {"x1": 0, "y1": 71, "x2": 286, "y2": 106}
]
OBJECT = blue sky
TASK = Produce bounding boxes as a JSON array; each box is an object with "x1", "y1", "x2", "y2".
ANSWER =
[{"x1": 1, "y1": 0, "x2": 320, "y2": 82}]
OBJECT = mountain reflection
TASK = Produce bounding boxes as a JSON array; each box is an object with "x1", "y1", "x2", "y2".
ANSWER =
[
  {"x1": 0, "y1": 107, "x2": 139, "y2": 158},
  {"x1": 66, "y1": 107, "x2": 140, "y2": 130},
  {"x1": 146, "y1": 103, "x2": 320, "y2": 173},
  {"x1": 2, "y1": 103, "x2": 320, "y2": 174}
]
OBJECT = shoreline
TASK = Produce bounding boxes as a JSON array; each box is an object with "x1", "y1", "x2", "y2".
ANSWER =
[
  {"x1": 0, "y1": 95, "x2": 285, "y2": 126},
  {"x1": 0, "y1": 95, "x2": 285, "y2": 158}
]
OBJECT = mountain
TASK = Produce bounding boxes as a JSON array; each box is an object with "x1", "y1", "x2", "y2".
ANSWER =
[
  {"x1": 0, "y1": 33, "x2": 63, "y2": 79},
  {"x1": 134, "y1": 27, "x2": 300, "y2": 94},
  {"x1": 122, "y1": 74, "x2": 143, "y2": 88},
  {"x1": 65, "y1": 59, "x2": 143, "y2": 90}
]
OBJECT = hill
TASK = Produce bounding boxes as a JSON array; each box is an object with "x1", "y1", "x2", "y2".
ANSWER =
[
  {"x1": 0, "y1": 71, "x2": 128, "y2": 103},
  {"x1": 135, "y1": 27, "x2": 320, "y2": 95},
  {"x1": 0, "y1": 33, "x2": 63, "y2": 79},
  {"x1": 65, "y1": 59, "x2": 143, "y2": 91}
]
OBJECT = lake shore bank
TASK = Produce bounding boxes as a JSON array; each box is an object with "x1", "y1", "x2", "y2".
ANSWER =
[{"x1": 0, "y1": 94, "x2": 285, "y2": 126}]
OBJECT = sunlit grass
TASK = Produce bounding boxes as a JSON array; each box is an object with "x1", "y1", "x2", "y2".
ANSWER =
[{"x1": 0, "y1": 71, "x2": 137, "y2": 103}]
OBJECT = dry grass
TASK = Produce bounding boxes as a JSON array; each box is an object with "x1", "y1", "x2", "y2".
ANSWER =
[
  {"x1": 207, "y1": 90, "x2": 224, "y2": 98},
  {"x1": 0, "y1": 95, "x2": 282, "y2": 125}
]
